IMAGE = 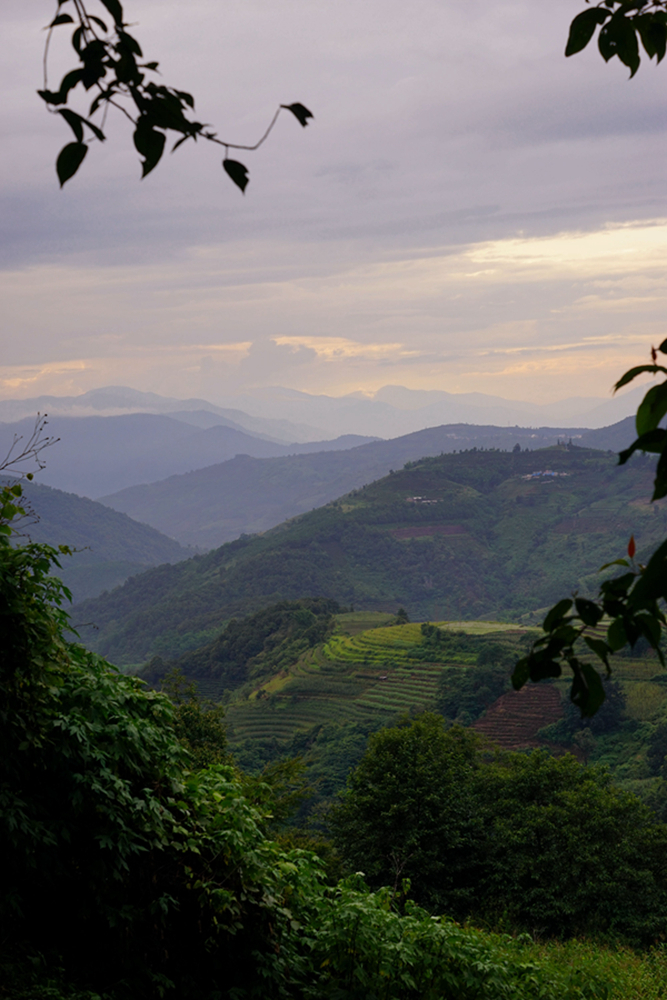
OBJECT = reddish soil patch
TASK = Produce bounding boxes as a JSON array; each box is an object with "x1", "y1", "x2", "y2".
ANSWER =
[
  {"x1": 552, "y1": 518, "x2": 612, "y2": 535},
  {"x1": 473, "y1": 685, "x2": 563, "y2": 751},
  {"x1": 391, "y1": 525, "x2": 467, "y2": 540}
]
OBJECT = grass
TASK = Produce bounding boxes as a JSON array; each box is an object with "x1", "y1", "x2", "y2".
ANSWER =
[{"x1": 519, "y1": 937, "x2": 667, "y2": 1000}]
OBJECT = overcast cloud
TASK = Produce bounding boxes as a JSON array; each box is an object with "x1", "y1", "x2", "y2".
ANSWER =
[{"x1": 1, "y1": 0, "x2": 665, "y2": 409}]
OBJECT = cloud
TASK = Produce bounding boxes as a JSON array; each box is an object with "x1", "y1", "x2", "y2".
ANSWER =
[{"x1": 1, "y1": 0, "x2": 666, "y2": 409}]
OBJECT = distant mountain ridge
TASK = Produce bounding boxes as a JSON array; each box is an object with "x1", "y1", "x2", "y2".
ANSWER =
[
  {"x1": 0, "y1": 413, "x2": 377, "y2": 498},
  {"x1": 101, "y1": 417, "x2": 637, "y2": 550},
  {"x1": 7, "y1": 479, "x2": 189, "y2": 602},
  {"x1": 0, "y1": 382, "x2": 645, "y2": 442}
]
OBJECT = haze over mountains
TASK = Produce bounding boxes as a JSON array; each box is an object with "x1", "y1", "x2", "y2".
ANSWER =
[
  {"x1": 0, "y1": 383, "x2": 645, "y2": 443},
  {"x1": 0, "y1": 412, "x2": 377, "y2": 498}
]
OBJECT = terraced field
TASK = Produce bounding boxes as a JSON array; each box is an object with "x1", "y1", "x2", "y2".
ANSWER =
[
  {"x1": 225, "y1": 612, "x2": 667, "y2": 778},
  {"x1": 226, "y1": 617, "x2": 530, "y2": 745}
]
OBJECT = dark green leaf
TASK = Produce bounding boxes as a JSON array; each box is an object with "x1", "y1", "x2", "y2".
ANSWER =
[
  {"x1": 636, "y1": 612, "x2": 663, "y2": 649},
  {"x1": 549, "y1": 624, "x2": 580, "y2": 648},
  {"x1": 607, "y1": 617, "x2": 628, "y2": 651},
  {"x1": 72, "y1": 25, "x2": 84, "y2": 53},
  {"x1": 511, "y1": 656, "x2": 530, "y2": 690},
  {"x1": 618, "y1": 428, "x2": 667, "y2": 465},
  {"x1": 530, "y1": 656, "x2": 562, "y2": 681},
  {"x1": 566, "y1": 7, "x2": 610, "y2": 55},
  {"x1": 659, "y1": 338, "x2": 667, "y2": 354},
  {"x1": 281, "y1": 102, "x2": 314, "y2": 127},
  {"x1": 58, "y1": 108, "x2": 84, "y2": 142},
  {"x1": 99, "y1": 0, "x2": 124, "y2": 25},
  {"x1": 636, "y1": 381, "x2": 667, "y2": 436},
  {"x1": 630, "y1": 538, "x2": 667, "y2": 607},
  {"x1": 653, "y1": 447, "x2": 667, "y2": 501},
  {"x1": 223, "y1": 158, "x2": 249, "y2": 193},
  {"x1": 543, "y1": 598, "x2": 573, "y2": 633},
  {"x1": 599, "y1": 14, "x2": 641, "y2": 75},
  {"x1": 56, "y1": 142, "x2": 88, "y2": 187},
  {"x1": 133, "y1": 125, "x2": 166, "y2": 177},
  {"x1": 614, "y1": 364, "x2": 667, "y2": 391},
  {"x1": 599, "y1": 557, "x2": 630, "y2": 571},
  {"x1": 118, "y1": 30, "x2": 143, "y2": 57},
  {"x1": 175, "y1": 90, "x2": 195, "y2": 109},
  {"x1": 575, "y1": 597, "x2": 603, "y2": 627},
  {"x1": 637, "y1": 13, "x2": 667, "y2": 61},
  {"x1": 570, "y1": 660, "x2": 606, "y2": 717},
  {"x1": 49, "y1": 13, "x2": 74, "y2": 26},
  {"x1": 88, "y1": 15, "x2": 108, "y2": 32},
  {"x1": 584, "y1": 636, "x2": 612, "y2": 670}
]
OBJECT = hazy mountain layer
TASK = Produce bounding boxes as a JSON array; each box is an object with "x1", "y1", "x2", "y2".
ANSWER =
[
  {"x1": 75, "y1": 444, "x2": 665, "y2": 666},
  {"x1": 10, "y1": 479, "x2": 188, "y2": 602},
  {"x1": 0, "y1": 413, "x2": 376, "y2": 498},
  {"x1": 101, "y1": 418, "x2": 636, "y2": 550},
  {"x1": 0, "y1": 386, "x2": 319, "y2": 443}
]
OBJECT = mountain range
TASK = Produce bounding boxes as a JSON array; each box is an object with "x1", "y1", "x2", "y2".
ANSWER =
[
  {"x1": 0, "y1": 412, "x2": 376, "y2": 498},
  {"x1": 74, "y1": 444, "x2": 665, "y2": 668},
  {"x1": 0, "y1": 382, "x2": 646, "y2": 443},
  {"x1": 100, "y1": 418, "x2": 637, "y2": 549}
]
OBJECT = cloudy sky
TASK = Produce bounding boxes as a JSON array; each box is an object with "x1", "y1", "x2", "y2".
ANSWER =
[{"x1": 1, "y1": 0, "x2": 666, "y2": 409}]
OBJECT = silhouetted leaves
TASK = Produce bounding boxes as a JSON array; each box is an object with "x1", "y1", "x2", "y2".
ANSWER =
[
  {"x1": 566, "y1": 8, "x2": 609, "y2": 56},
  {"x1": 56, "y1": 141, "x2": 88, "y2": 187},
  {"x1": 42, "y1": 3, "x2": 313, "y2": 187},
  {"x1": 134, "y1": 122, "x2": 166, "y2": 177},
  {"x1": 223, "y1": 158, "x2": 249, "y2": 193},
  {"x1": 281, "y1": 102, "x2": 314, "y2": 127}
]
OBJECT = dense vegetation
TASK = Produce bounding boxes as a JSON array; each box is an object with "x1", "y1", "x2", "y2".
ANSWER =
[
  {"x1": 143, "y1": 597, "x2": 342, "y2": 691},
  {"x1": 4, "y1": 480, "x2": 632, "y2": 1000},
  {"x1": 75, "y1": 445, "x2": 667, "y2": 666},
  {"x1": 331, "y1": 715, "x2": 667, "y2": 944}
]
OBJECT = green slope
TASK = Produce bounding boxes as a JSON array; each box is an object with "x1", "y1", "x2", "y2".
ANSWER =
[
  {"x1": 99, "y1": 419, "x2": 636, "y2": 550},
  {"x1": 10, "y1": 479, "x2": 188, "y2": 601},
  {"x1": 75, "y1": 445, "x2": 667, "y2": 666}
]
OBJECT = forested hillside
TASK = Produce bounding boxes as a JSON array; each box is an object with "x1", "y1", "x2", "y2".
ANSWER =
[
  {"x1": 100, "y1": 418, "x2": 637, "y2": 548},
  {"x1": 6, "y1": 479, "x2": 188, "y2": 601},
  {"x1": 75, "y1": 445, "x2": 667, "y2": 666}
]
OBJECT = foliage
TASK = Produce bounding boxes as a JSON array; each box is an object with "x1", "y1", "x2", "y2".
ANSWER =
[
  {"x1": 330, "y1": 715, "x2": 486, "y2": 912},
  {"x1": 435, "y1": 645, "x2": 513, "y2": 724},
  {"x1": 159, "y1": 668, "x2": 230, "y2": 769},
  {"x1": 331, "y1": 715, "x2": 667, "y2": 943},
  {"x1": 40, "y1": 0, "x2": 312, "y2": 190},
  {"x1": 143, "y1": 597, "x2": 341, "y2": 689},
  {"x1": 566, "y1": 0, "x2": 667, "y2": 77},
  {"x1": 515, "y1": 344, "x2": 667, "y2": 717},
  {"x1": 3, "y1": 495, "x2": 618, "y2": 1000}
]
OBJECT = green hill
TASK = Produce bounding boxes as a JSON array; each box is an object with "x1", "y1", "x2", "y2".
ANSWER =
[
  {"x1": 9, "y1": 479, "x2": 189, "y2": 601},
  {"x1": 99, "y1": 418, "x2": 636, "y2": 549},
  {"x1": 75, "y1": 445, "x2": 667, "y2": 666}
]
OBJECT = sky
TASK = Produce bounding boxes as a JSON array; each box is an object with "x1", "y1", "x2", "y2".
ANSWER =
[{"x1": 1, "y1": 0, "x2": 666, "y2": 410}]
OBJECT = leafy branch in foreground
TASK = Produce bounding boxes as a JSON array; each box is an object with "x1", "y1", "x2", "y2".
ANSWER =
[
  {"x1": 514, "y1": 341, "x2": 667, "y2": 716},
  {"x1": 566, "y1": 0, "x2": 667, "y2": 77},
  {"x1": 40, "y1": 0, "x2": 313, "y2": 191}
]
